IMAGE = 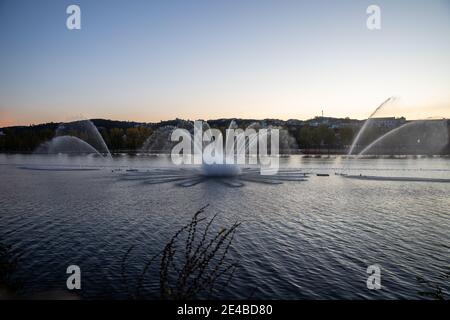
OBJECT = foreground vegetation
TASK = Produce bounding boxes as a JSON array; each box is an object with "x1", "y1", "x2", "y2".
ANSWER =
[{"x1": 121, "y1": 205, "x2": 240, "y2": 299}]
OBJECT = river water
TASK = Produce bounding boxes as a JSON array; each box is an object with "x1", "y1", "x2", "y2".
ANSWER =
[{"x1": 0, "y1": 154, "x2": 449, "y2": 299}]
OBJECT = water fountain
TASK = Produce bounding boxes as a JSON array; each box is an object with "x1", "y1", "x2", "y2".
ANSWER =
[
  {"x1": 123, "y1": 120, "x2": 306, "y2": 187},
  {"x1": 34, "y1": 119, "x2": 111, "y2": 157},
  {"x1": 35, "y1": 135, "x2": 103, "y2": 156},
  {"x1": 341, "y1": 98, "x2": 450, "y2": 182},
  {"x1": 357, "y1": 119, "x2": 448, "y2": 156},
  {"x1": 347, "y1": 97, "x2": 397, "y2": 155},
  {"x1": 20, "y1": 119, "x2": 112, "y2": 171}
]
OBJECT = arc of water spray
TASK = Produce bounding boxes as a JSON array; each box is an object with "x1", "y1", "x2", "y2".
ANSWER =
[
  {"x1": 87, "y1": 119, "x2": 111, "y2": 157},
  {"x1": 56, "y1": 119, "x2": 112, "y2": 157},
  {"x1": 357, "y1": 120, "x2": 423, "y2": 156},
  {"x1": 35, "y1": 135, "x2": 103, "y2": 156},
  {"x1": 357, "y1": 118, "x2": 447, "y2": 156},
  {"x1": 347, "y1": 97, "x2": 397, "y2": 155}
]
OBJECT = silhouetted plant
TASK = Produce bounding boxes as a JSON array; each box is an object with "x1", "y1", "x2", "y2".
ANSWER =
[
  {"x1": 416, "y1": 269, "x2": 450, "y2": 300},
  {"x1": 121, "y1": 205, "x2": 240, "y2": 299}
]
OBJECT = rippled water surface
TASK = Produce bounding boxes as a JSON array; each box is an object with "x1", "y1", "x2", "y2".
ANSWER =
[{"x1": 0, "y1": 154, "x2": 449, "y2": 299}]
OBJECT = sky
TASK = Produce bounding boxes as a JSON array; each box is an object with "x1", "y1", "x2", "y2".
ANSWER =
[{"x1": 0, "y1": 0, "x2": 449, "y2": 127}]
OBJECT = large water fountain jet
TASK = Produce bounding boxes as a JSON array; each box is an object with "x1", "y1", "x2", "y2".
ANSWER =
[
  {"x1": 124, "y1": 120, "x2": 305, "y2": 186},
  {"x1": 35, "y1": 135, "x2": 103, "y2": 156},
  {"x1": 141, "y1": 120, "x2": 244, "y2": 175},
  {"x1": 338, "y1": 97, "x2": 450, "y2": 182},
  {"x1": 33, "y1": 119, "x2": 112, "y2": 157},
  {"x1": 357, "y1": 119, "x2": 448, "y2": 156},
  {"x1": 54, "y1": 119, "x2": 111, "y2": 157},
  {"x1": 348, "y1": 97, "x2": 397, "y2": 155},
  {"x1": 26, "y1": 119, "x2": 112, "y2": 171}
]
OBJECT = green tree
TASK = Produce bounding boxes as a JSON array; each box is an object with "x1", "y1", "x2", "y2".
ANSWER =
[
  {"x1": 109, "y1": 128, "x2": 124, "y2": 150},
  {"x1": 125, "y1": 128, "x2": 140, "y2": 150},
  {"x1": 338, "y1": 126, "x2": 354, "y2": 145},
  {"x1": 296, "y1": 126, "x2": 313, "y2": 148}
]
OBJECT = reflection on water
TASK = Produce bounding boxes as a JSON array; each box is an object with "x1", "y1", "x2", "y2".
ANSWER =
[{"x1": 0, "y1": 154, "x2": 449, "y2": 299}]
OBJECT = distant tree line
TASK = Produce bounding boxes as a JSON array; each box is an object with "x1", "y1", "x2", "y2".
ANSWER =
[
  {"x1": 0, "y1": 123, "x2": 153, "y2": 153},
  {"x1": 0, "y1": 123, "x2": 57, "y2": 152},
  {"x1": 0, "y1": 121, "x2": 355, "y2": 153},
  {"x1": 1, "y1": 118, "x2": 449, "y2": 154},
  {"x1": 100, "y1": 126, "x2": 153, "y2": 151},
  {"x1": 288, "y1": 125, "x2": 355, "y2": 149}
]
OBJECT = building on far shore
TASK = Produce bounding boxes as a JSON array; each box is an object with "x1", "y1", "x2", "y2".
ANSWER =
[
  {"x1": 0, "y1": 130, "x2": 5, "y2": 136},
  {"x1": 286, "y1": 119, "x2": 303, "y2": 126},
  {"x1": 370, "y1": 117, "x2": 406, "y2": 128},
  {"x1": 306, "y1": 116, "x2": 363, "y2": 129}
]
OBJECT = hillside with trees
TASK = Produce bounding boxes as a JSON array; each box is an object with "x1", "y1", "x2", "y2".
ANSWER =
[{"x1": 1, "y1": 117, "x2": 449, "y2": 154}]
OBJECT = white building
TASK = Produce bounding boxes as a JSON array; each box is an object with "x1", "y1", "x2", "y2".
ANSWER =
[{"x1": 370, "y1": 117, "x2": 406, "y2": 128}]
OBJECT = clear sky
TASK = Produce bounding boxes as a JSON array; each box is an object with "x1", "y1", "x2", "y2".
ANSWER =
[{"x1": 1, "y1": 0, "x2": 449, "y2": 126}]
